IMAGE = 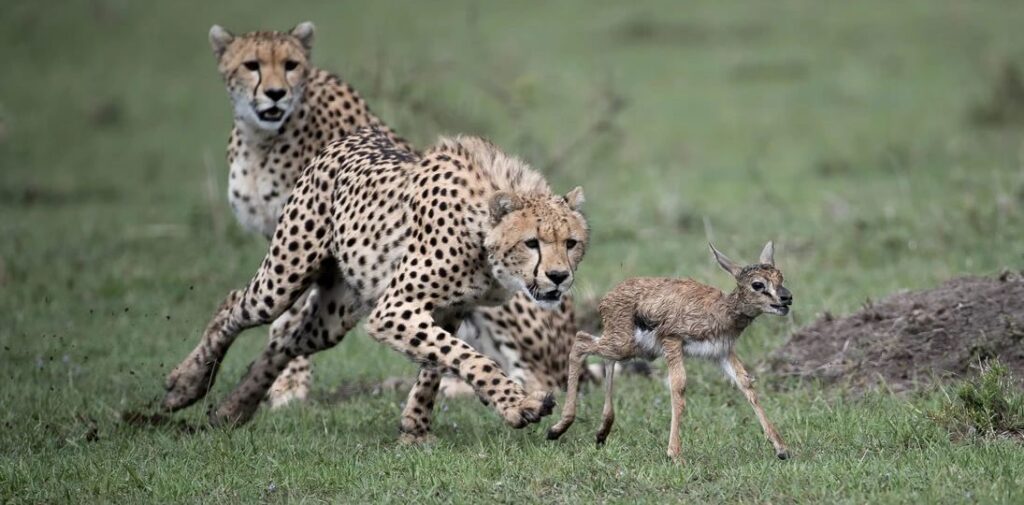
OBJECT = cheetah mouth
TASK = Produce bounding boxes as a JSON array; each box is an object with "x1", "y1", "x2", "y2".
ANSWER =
[
  {"x1": 538, "y1": 290, "x2": 562, "y2": 303},
  {"x1": 257, "y1": 106, "x2": 285, "y2": 122}
]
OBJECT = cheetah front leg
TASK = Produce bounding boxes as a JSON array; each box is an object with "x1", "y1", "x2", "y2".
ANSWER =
[
  {"x1": 399, "y1": 315, "x2": 460, "y2": 443},
  {"x1": 398, "y1": 366, "x2": 443, "y2": 444},
  {"x1": 367, "y1": 293, "x2": 555, "y2": 431},
  {"x1": 266, "y1": 290, "x2": 317, "y2": 409}
]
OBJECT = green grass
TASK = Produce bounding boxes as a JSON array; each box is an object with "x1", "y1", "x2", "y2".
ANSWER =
[{"x1": 3, "y1": 0, "x2": 1024, "y2": 502}]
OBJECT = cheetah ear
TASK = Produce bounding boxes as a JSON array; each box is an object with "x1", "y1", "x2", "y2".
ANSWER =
[
  {"x1": 209, "y1": 25, "x2": 234, "y2": 59},
  {"x1": 290, "y1": 21, "x2": 316, "y2": 53},
  {"x1": 563, "y1": 186, "x2": 585, "y2": 211},
  {"x1": 759, "y1": 241, "x2": 775, "y2": 266},
  {"x1": 490, "y1": 192, "x2": 524, "y2": 222},
  {"x1": 709, "y1": 243, "x2": 741, "y2": 277}
]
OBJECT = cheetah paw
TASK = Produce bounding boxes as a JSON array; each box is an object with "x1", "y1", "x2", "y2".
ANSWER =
[
  {"x1": 398, "y1": 432, "x2": 438, "y2": 446},
  {"x1": 208, "y1": 395, "x2": 261, "y2": 428},
  {"x1": 162, "y1": 357, "x2": 219, "y2": 412},
  {"x1": 502, "y1": 391, "x2": 556, "y2": 429}
]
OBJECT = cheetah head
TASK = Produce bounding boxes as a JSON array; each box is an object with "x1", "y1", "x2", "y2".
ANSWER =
[
  {"x1": 485, "y1": 187, "x2": 589, "y2": 310},
  {"x1": 208, "y1": 22, "x2": 315, "y2": 130}
]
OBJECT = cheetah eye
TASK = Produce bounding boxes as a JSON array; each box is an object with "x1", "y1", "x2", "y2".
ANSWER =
[
  {"x1": 524, "y1": 239, "x2": 540, "y2": 249},
  {"x1": 284, "y1": 60, "x2": 299, "y2": 71},
  {"x1": 565, "y1": 239, "x2": 577, "y2": 250},
  {"x1": 751, "y1": 281, "x2": 765, "y2": 292},
  {"x1": 243, "y1": 60, "x2": 260, "y2": 71}
]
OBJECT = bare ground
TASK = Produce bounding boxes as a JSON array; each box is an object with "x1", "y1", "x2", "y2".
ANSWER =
[{"x1": 768, "y1": 271, "x2": 1024, "y2": 392}]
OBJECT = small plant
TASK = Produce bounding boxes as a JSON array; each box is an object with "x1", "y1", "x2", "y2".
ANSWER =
[
  {"x1": 969, "y1": 62, "x2": 1024, "y2": 127},
  {"x1": 930, "y1": 360, "x2": 1024, "y2": 441}
]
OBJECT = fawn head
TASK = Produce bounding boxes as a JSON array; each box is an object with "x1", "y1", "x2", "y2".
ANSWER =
[{"x1": 709, "y1": 241, "x2": 792, "y2": 316}]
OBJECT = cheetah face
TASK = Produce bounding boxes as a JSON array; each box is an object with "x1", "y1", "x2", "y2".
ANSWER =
[
  {"x1": 485, "y1": 187, "x2": 588, "y2": 310},
  {"x1": 209, "y1": 22, "x2": 315, "y2": 131}
]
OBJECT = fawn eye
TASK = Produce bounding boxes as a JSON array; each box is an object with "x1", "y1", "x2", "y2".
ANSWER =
[
  {"x1": 524, "y1": 239, "x2": 540, "y2": 249},
  {"x1": 284, "y1": 60, "x2": 299, "y2": 71},
  {"x1": 565, "y1": 239, "x2": 577, "y2": 250},
  {"x1": 243, "y1": 60, "x2": 260, "y2": 71},
  {"x1": 751, "y1": 281, "x2": 765, "y2": 291}
]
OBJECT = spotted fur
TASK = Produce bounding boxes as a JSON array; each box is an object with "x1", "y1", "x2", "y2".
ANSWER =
[
  {"x1": 163, "y1": 128, "x2": 589, "y2": 440},
  {"x1": 203, "y1": 22, "x2": 588, "y2": 409}
]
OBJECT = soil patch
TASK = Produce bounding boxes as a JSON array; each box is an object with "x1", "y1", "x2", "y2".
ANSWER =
[
  {"x1": 120, "y1": 410, "x2": 203, "y2": 434},
  {"x1": 769, "y1": 271, "x2": 1024, "y2": 392}
]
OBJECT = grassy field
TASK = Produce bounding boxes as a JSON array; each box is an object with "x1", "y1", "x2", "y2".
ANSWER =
[{"x1": 3, "y1": 0, "x2": 1024, "y2": 502}]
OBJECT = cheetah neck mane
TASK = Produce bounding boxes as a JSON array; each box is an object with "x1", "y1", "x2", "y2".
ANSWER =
[{"x1": 433, "y1": 135, "x2": 551, "y2": 197}]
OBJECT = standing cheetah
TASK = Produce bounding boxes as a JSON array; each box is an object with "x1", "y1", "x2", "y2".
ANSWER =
[
  {"x1": 163, "y1": 128, "x2": 589, "y2": 440},
  {"x1": 203, "y1": 22, "x2": 583, "y2": 409}
]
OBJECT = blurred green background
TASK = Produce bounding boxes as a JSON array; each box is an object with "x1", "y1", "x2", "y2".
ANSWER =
[{"x1": 2, "y1": 1, "x2": 1024, "y2": 503}]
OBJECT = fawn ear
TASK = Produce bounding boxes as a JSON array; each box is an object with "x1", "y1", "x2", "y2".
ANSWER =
[
  {"x1": 209, "y1": 25, "x2": 234, "y2": 59},
  {"x1": 490, "y1": 192, "x2": 523, "y2": 222},
  {"x1": 290, "y1": 21, "x2": 316, "y2": 53},
  {"x1": 710, "y1": 243, "x2": 741, "y2": 277},
  {"x1": 759, "y1": 241, "x2": 775, "y2": 266},
  {"x1": 563, "y1": 186, "x2": 585, "y2": 211}
]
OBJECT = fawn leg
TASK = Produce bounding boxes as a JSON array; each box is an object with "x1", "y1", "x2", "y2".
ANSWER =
[
  {"x1": 546, "y1": 331, "x2": 595, "y2": 440},
  {"x1": 722, "y1": 351, "x2": 789, "y2": 459},
  {"x1": 663, "y1": 339, "x2": 687, "y2": 462},
  {"x1": 595, "y1": 360, "x2": 616, "y2": 446}
]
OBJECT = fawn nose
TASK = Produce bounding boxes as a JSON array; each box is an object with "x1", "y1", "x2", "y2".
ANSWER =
[
  {"x1": 778, "y1": 287, "x2": 793, "y2": 306},
  {"x1": 546, "y1": 270, "x2": 570, "y2": 286},
  {"x1": 264, "y1": 88, "x2": 287, "y2": 102}
]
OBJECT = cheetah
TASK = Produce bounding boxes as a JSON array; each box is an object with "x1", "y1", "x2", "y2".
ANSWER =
[
  {"x1": 202, "y1": 22, "x2": 583, "y2": 408},
  {"x1": 163, "y1": 127, "x2": 589, "y2": 440}
]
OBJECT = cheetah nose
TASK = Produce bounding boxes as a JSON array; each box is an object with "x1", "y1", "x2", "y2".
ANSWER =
[
  {"x1": 546, "y1": 270, "x2": 570, "y2": 286},
  {"x1": 264, "y1": 88, "x2": 287, "y2": 102}
]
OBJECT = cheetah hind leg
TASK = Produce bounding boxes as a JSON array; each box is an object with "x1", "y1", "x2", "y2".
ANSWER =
[
  {"x1": 210, "y1": 275, "x2": 360, "y2": 427},
  {"x1": 162, "y1": 289, "x2": 243, "y2": 412}
]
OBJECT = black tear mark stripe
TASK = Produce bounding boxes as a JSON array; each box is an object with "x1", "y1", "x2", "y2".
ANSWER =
[
  {"x1": 532, "y1": 243, "x2": 542, "y2": 282},
  {"x1": 253, "y1": 66, "x2": 263, "y2": 100},
  {"x1": 633, "y1": 312, "x2": 657, "y2": 333}
]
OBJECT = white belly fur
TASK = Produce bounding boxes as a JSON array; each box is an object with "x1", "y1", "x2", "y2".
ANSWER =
[
  {"x1": 228, "y1": 157, "x2": 289, "y2": 239},
  {"x1": 633, "y1": 328, "x2": 662, "y2": 358},
  {"x1": 683, "y1": 339, "x2": 733, "y2": 360}
]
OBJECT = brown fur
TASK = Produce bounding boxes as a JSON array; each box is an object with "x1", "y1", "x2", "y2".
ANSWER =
[{"x1": 547, "y1": 242, "x2": 793, "y2": 462}]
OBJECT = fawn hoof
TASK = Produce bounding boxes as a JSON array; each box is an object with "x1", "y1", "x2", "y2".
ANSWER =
[
  {"x1": 776, "y1": 449, "x2": 790, "y2": 460},
  {"x1": 546, "y1": 427, "x2": 564, "y2": 440},
  {"x1": 595, "y1": 432, "x2": 608, "y2": 447}
]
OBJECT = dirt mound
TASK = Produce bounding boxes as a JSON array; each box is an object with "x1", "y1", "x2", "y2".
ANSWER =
[{"x1": 769, "y1": 271, "x2": 1024, "y2": 392}]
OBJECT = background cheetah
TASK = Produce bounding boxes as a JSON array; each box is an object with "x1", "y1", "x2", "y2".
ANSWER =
[
  {"x1": 206, "y1": 22, "x2": 582, "y2": 408},
  {"x1": 163, "y1": 128, "x2": 589, "y2": 439}
]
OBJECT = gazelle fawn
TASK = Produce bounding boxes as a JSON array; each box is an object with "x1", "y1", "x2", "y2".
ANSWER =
[{"x1": 546, "y1": 241, "x2": 792, "y2": 461}]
